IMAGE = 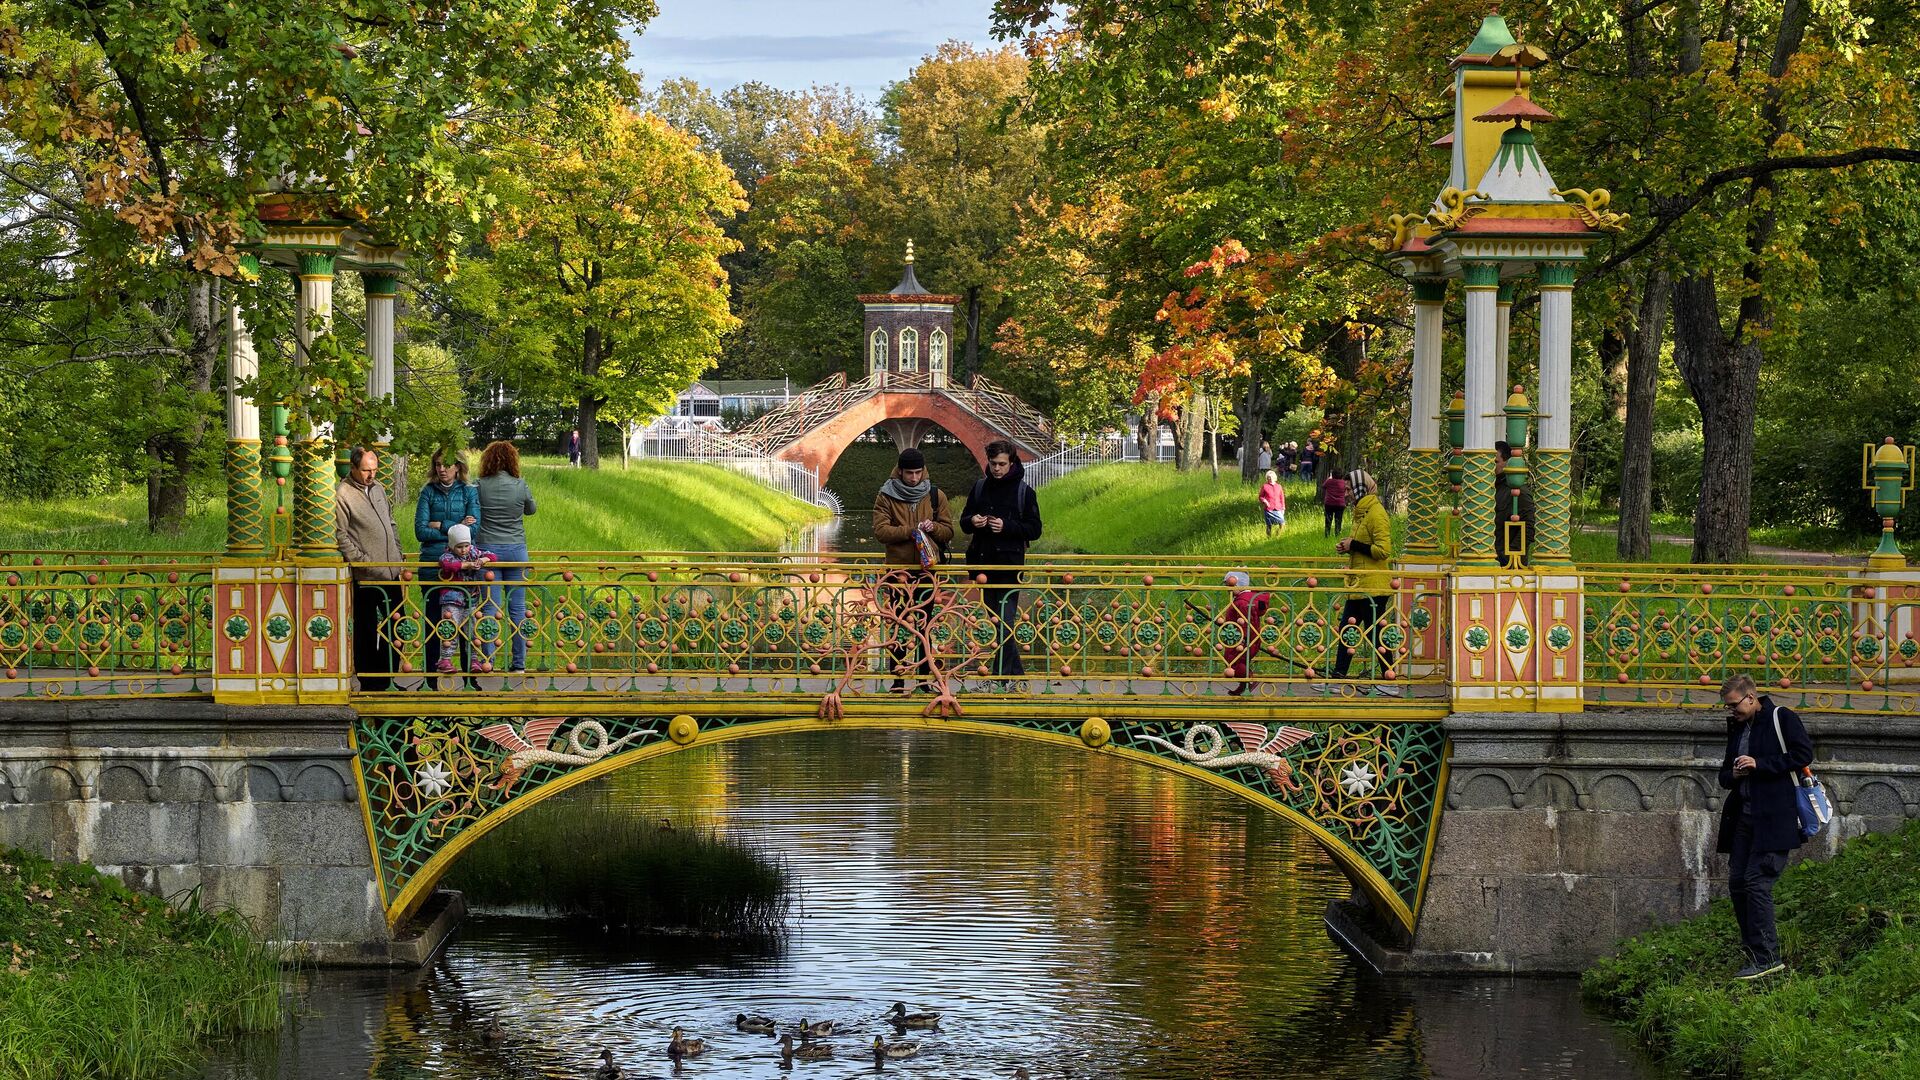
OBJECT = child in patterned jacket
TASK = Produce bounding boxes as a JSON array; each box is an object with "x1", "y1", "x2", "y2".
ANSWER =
[{"x1": 434, "y1": 524, "x2": 498, "y2": 674}]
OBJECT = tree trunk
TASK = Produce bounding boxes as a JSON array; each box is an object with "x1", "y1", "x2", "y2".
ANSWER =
[
  {"x1": 964, "y1": 284, "x2": 981, "y2": 383},
  {"x1": 1134, "y1": 403, "x2": 1155, "y2": 462},
  {"x1": 1207, "y1": 395, "x2": 1219, "y2": 481},
  {"x1": 1175, "y1": 398, "x2": 1206, "y2": 471},
  {"x1": 1617, "y1": 265, "x2": 1669, "y2": 559},
  {"x1": 579, "y1": 323, "x2": 604, "y2": 470},
  {"x1": 1671, "y1": 273, "x2": 1759, "y2": 563},
  {"x1": 1236, "y1": 370, "x2": 1272, "y2": 483},
  {"x1": 148, "y1": 273, "x2": 221, "y2": 533},
  {"x1": 1601, "y1": 327, "x2": 1628, "y2": 424}
]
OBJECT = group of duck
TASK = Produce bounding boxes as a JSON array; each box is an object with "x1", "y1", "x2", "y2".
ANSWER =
[{"x1": 591, "y1": 1002, "x2": 946, "y2": 1077}]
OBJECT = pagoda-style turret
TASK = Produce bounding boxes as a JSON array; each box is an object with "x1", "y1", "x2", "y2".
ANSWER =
[{"x1": 858, "y1": 240, "x2": 961, "y2": 388}]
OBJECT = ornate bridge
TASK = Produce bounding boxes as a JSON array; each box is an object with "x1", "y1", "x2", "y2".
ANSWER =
[{"x1": 3, "y1": 548, "x2": 1917, "y2": 960}]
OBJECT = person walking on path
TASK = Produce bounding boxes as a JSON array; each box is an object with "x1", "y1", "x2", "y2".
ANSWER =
[
  {"x1": 1315, "y1": 468, "x2": 1400, "y2": 697},
  {"x1": 336, "y1": 447, "x2": 405, "y2": 691},
  {"x1": 476, "y1": 440, "x2": 537, "y2": 674},
  {"x1": 961, "y1": 440, "x2": 1044, "y2": 688},
  {"x1": 1257, "y1": 440, "x2": 1273, "y2": 472},
  {"x1": 1320, "y1": 470, "x2": 1350, "y2": 537},
  {"x1": 1299, "y1": 438, "x2": 1318, "y2": 482},
  {"x1": 415, "y1": 448, "x2": 480, "y2": 680},
  {"x1": 1258, "y1": 470, "x2": 1286, "y2": 537},
  {"x1": 873, "y1": 447, "x2": 955, "y2": 693},
  {"x1": 566, "y1": 428, "x2": 581, "y2": 467},
  {"x1": 1717, "y1": 673, "x2": 1815, "y2": 980}
]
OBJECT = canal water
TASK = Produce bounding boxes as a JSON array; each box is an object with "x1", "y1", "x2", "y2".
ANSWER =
[{"x1": 201, "y1": 729, "x2": 1662, "y2": 1080}]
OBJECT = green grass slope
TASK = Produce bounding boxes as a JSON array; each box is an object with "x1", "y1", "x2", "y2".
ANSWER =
[
  {"x1": 1032, "y1": 462, "x2": 1693, "y2": 562},
  {"x1": 1583, "y1": 820, "x2": 1920, "y2": 1079},
  {"x1": 0, "y1": 457, "x2": 827, "y2": 556}
]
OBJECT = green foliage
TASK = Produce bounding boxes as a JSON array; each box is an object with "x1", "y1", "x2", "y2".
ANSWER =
[
  {"x1": 0, "y1": 457, "x2": 825, "y2": 555},
  {"x1": 0, "y1": 848, "x2": 283, "y2": 1080},
  {"x1": 442, "y1": 793, "x2": 792, "y2": 936},
  {"x1": 1584, "y1": 821, "x2": 1920, "y2": 1079}
]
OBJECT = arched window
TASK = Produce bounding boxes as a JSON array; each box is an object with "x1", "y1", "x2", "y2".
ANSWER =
[
  {"x1": 869, "y1": 328, "x2": 887, "y2": 374},
  {"x1": 899, "y1": 327, "x2": 919, "y2": 373},
  {"x1": 928, "y1": 330, "x2": 948, "y2": 383}
]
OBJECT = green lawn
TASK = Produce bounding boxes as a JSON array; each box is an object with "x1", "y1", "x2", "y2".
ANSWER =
[
  {"x1": 0, "y1": 457, "x2": 828, "y2": 557},
  {"x1": 1583, "y1": 820, "x2": 1920, "y2": 1079},
  {"x1": 1034, "y1": 463, "x2": 1696, "y2": 563}
]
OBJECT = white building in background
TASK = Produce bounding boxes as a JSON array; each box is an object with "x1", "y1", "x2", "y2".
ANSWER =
[{"x1": 673, "y1": 379, "x2": 793, "y2": 421}]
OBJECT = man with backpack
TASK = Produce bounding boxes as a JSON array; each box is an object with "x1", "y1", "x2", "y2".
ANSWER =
[
  {"x1": 1717, "y1": 673, "x2": 1816, "y2": 980},
  {"x1": 961, "y1": 440, "x2": 1044, "y2": 688}
]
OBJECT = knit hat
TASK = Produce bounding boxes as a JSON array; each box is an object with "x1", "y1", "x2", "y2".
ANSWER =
[
  {"x1": 448, "y1": 524, "x2": 472, "y2": 546},
  {"x1": 897, "y1": 447, "x2": 926, "y2": 471},
  {"x1": 1347, "y1": 468, "x2": 1373, "y2": 494},
  {"x1": 1224, "y1": 570, "x2": 1251, "y2": 590}
]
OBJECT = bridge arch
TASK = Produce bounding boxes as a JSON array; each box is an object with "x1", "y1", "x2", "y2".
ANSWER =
[
  {"x1": 773, "y1": 392, "x2": 1014, "y2": 484},
  {"x1": 354, "y1": 708, "x2": 1448, "y2": 938}
]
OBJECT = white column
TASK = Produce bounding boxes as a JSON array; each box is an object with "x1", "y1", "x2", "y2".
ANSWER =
[
  {"x1": 1537, "y1": 276, "x2": 1573, "y2": 451},
  {"x1": 1410, "y1": 283, "x2": 1445, "y2": 451},
  {"x1": 227, "y1": 293, "x2": 260, "y2": 442},
  {"x1": 364, "y1": 275, "x2": 397, "y2": 407},
  {"x1": 1494, "y1": 284, "x2": 1514, "y2": 401},
  {"x1": 1463, "y1": 268, "x2": 1500, "y2": 452}
]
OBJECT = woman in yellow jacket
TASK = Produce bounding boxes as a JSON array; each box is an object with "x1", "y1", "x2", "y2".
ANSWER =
[{"x1": 1321, "y1": 468, "x2": 1403, "y2": 697}]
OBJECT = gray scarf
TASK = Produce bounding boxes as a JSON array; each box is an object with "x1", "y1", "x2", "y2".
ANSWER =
[{"x1": 880, "y1": 476, "x2": 932, "y2": 504}]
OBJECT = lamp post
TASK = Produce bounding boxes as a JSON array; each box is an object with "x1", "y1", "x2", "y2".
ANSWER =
[
  {"x1": 1864, "y1": 437, "x2": 1916, "y2": 569},
  {"x1": 1502, "y1": 386, "x2": 1532, "y2": 566}
]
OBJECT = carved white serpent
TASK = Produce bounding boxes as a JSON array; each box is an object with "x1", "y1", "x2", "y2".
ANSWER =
[
  {"x1": 1135, "y1": 724, "x2": 1287, "y2": 772},
  {"x1": 505, "y1": 720, "x2": 647, "y2": 772}
]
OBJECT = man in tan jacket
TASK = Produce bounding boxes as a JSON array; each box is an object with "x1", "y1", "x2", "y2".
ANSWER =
[
  {"x1": 336, "y1": 447, "x2": 406, "y2": 690},
  {"x1": 872, "y1": 447, "x2": 954, "y2": 693}
]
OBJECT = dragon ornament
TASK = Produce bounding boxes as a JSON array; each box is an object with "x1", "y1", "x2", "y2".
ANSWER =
[
  {"x1": 1426, "y1": 187, "x2": 1489, "y2": 230},
  {"x1": 1551, "y1": 187, "x2": 1630, "y2": 231}
]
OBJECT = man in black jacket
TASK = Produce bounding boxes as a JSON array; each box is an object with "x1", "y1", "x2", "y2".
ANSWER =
[
  {"x1": 1717, "y1": 673, "x2": 1816, "y2": 979},
  {"x1": 960, "y1": 440, "x2": 1044, "y2": 687}
]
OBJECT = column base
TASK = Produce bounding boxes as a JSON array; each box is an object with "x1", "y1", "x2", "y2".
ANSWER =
[{"x1": 1448, "y1": 569, "x2": 1584, "y2": 713}]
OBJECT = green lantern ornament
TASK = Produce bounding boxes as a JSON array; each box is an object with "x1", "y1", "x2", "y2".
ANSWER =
[{"x1": 1863, "y1": 437, "x2": 1915, "y2": 569}]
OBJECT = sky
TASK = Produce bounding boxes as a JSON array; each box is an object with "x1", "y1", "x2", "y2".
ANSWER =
[{"x1": 628, "y1": 0, "x2": 1005, "y2": 104}]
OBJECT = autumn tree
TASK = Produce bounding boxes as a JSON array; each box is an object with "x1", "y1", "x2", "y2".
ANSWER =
[{"x1": 467, "y1": 100, "x2": 745, "y2": 468}]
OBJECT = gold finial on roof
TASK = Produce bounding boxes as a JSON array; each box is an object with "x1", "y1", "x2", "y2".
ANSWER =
[{"x1": 905, "y1": 238, "x2": 915, "y2": 265}]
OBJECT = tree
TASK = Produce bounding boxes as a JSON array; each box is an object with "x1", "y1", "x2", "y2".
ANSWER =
[
  {"x1": 473, "y1": 101, "x2": 744, "y2": 468},
  {"x1": 881, "y1": 42, "x2": 1043, "y2": 381}
]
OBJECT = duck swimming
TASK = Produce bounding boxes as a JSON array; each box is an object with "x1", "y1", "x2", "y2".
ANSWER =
[
  {"x1": 481, "y1": 1019, "x2": 506, "y2": 1045},
  {"x1": 666, "y1": 1027, "x2": 707, "y2": 1060},
  {"x1": 887, "y1": 1002, "x2": 940, "y2": 1029},
  {"x1": 872, "y1": 1034, "x2": 920, "y2": 1062},
  {"x1": 779, "y1": 1033, "x2": 834, "y2": 1062},
  {"x1": 797, "y1": 1017, "x2": 835, "y2": 1039},
  {"x1": 736, "y1": 1012, "x2": 777, "y2": 1034},
  {"x1": 594, "y1": 1048, "x2": 623, "y2": 1080}
]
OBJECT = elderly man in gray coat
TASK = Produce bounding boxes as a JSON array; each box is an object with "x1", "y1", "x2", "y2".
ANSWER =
[{"x1": 336, "y1": 447, "x2": 406, "y2": 690}]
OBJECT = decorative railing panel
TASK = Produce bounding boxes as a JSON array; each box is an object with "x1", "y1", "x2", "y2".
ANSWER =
[
  {"x1": 0, "y1": 561, "x2": 217, "y2": 697},
  {"x1": 1584, "y1": 566, "x2": 1920, "y2": 713},
  {"x1": 360, "y1": 559, "x2": 1437, "y2": 703}
]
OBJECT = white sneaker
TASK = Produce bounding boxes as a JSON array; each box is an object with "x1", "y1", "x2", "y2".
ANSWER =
[
  {"x1": 1309, "y1": 682, "x2": 1339, "y2": 694},
  {"x1": 1370, "y1": 684, "x2": 1406, "y2": 698}
]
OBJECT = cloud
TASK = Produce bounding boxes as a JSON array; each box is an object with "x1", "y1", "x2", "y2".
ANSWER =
[{"x1": 634, "y1": 30, "x2": 933, "y2": 65}]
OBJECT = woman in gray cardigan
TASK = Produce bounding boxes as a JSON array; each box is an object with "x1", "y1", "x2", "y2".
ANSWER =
[{"x1": 475, "y1": 440, "x2": 537, "y2": 672}]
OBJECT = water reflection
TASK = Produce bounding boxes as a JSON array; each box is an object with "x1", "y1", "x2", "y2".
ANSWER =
[{"x1": 203, "y1": 731, "x2": 1659, "y2": 1080}]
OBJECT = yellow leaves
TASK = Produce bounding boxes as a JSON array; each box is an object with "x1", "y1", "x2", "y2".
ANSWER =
[{"x1": 172, "y1": 26, "x2": 199, "y2": 55}]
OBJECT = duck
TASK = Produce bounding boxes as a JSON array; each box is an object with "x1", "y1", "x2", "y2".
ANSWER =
[
  {"x1": 887, "y1": 1002, "x2": 940, "y2": 1029},
  {"x1": 872, "y1": 1035, "x2": 920, "y2": 1062},
  {"x1": 666, "y1": 1027, "x2": 707, "y2": 1060},
  {"x1": 736, "y1": 1012, "x2": 778, "y2": 1034},
  {"x1": 481, "y1": 1019, "x2": 506, "y2": 1045},
  {"x1": 797, "y1": 1017, "x2": 835, "y2": 1039},
  {"x1": 594, "y1": 1047, "x2": 623, "y2": 1080},
  {"x1": 779, "y1": 1033, "x2": 835, "y2": 1062}
]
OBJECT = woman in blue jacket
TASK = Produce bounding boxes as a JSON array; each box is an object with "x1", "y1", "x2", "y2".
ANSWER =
[{"x1": 415, "y1": 448, "x2": 480, "y2": 682}]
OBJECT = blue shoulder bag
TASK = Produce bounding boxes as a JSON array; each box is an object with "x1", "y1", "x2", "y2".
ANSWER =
[{"x1": 1772, "y1": 707, "x2": 1832, "y2": 840}]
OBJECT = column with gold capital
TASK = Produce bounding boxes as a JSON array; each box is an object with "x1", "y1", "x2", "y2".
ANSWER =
[
  {"x1": 1533, "y1": 262, "x2": 1576, "y2": 564},
  {"x1": 1458, "y1": 262, "x2": 1502, "y2": 566}
]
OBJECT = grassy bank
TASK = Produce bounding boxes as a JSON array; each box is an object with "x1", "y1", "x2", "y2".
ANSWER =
[
  {"x1": 0, "y1": 848, "x2": 282, "y2": 1079},
  {"x1": 0, "y1": 457, "x2": 827, "y2": 555},
  {"x1": 442, "y1": 791, "x2": 793, "y2": 937},
  {"x1": 1033, "y1": 463, "x2": 1696, "y2": 562},
  {"x1": 1582, "y1": 820, "x2": 1920, "y2": 1078}
]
